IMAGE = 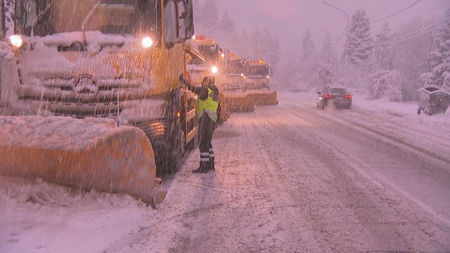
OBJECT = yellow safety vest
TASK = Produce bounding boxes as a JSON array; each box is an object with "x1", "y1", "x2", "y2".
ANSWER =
[{"x1": 196, "y1": 88, "x2": 219, "y2": 122}]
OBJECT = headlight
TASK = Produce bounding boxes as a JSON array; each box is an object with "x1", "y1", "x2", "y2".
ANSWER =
[
  {"x1": 211, "y1": 65, "x2": 218, "y2": 74},
  {"x1": 241, "y1": 73, "x2": 246, "y2": 79},
  {"x1": 9, "y1": 35, "x2": 24, "y2": 48},
  {"x1": 266, "y1": 75, "x2": 270, "y2": 79},
  {"x1": 141, "y1": 36, "x2": 154, "y2": 48}
]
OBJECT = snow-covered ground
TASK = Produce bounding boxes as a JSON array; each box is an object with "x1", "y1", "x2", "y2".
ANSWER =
[{"x1": 1, "y1": 92, "x2": 449, "y2": 252}]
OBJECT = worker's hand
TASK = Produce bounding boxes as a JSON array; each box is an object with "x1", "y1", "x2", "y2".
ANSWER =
[{"x1": 179, "y1": 74, "x2": 186, "y2": 88}]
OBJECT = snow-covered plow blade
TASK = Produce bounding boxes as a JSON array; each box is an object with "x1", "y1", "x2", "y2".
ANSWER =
[
  {"x1": 247, "y1": 90, "x2": 278, "y2": 105},
  {"x1": 0, "y1": 116, "x2": 166, "y2": 206},
  {"x1": 224, "y1": 92, "x2": 255, "y2": 112}
]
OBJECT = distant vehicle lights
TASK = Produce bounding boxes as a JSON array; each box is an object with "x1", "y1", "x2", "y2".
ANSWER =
[{"x1": 210, "y1": 65, "x2": 219, "y2": 74}]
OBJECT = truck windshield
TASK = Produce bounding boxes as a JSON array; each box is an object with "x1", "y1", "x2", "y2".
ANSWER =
[
  {"x1": 15, "y1": 0, "x2": 159, "y2": 36},
  {"x1": 248, "y1": 65, "x2": 269, "y2": 76},
  {"x1": 225, "y1": 62, "x2": 246, "y2": 74},
  {"x1": 198, "y1": 45, "x2": 218, "y2": 64}
]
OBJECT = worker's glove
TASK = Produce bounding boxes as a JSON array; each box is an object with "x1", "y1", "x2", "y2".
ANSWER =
[{"x1": 179, "y1": 74, "x2": 186, "y2": 87}]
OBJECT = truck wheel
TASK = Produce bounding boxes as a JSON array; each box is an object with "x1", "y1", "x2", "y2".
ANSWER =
[
  {"x1": 425, "y1": 106, "x2": 432, "y2": 115},
  {"x1": 417, "y1": 107, "x2": 421, "y2": 115},
  {"x1": 154, "y1": 120, "x2": 183, "y2": 177},
  {"x1": 186, "y1": 130, "x2": 197, "y2": 151}
]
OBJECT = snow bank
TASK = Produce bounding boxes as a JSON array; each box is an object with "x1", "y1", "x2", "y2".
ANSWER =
[{"x1": 0, "y1": 176, "x2": 154, "y2": 253}]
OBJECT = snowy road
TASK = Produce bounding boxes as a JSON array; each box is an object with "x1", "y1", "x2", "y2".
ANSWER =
[
  {"x1": 1, "y1": 92, "x2": 450, "y2": 253},
  {"x1": 107, "y1": 92, "x2": 450, "y2": 252}
]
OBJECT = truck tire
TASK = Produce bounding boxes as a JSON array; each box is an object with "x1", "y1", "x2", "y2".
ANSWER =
[{"x1": 156, "y1": 89, "x2": 186, "y2": 177}]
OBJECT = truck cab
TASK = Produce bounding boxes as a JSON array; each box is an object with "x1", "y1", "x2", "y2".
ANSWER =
[
  {"x1": 186, "y1": 35, "x2": 225, "y2": 85},
  {"x1": 221, "y1": 52, "x2": 247, "y2": 91},
  {"x1": 245, "y1": 59, "x2": 270, "y2": 90}
]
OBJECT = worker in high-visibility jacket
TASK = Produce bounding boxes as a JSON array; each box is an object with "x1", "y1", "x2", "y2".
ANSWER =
[{"x1": 180, "y1": 75, "x2": 221, "y2": 173}]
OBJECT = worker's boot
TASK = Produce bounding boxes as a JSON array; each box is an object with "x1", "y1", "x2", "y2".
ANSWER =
[
  {"x1": 208, "y1": 159, "x2": 215, "y2": 171},
  {"x1": 192, "y1": 161, "x2": 209, "y2": 173}
]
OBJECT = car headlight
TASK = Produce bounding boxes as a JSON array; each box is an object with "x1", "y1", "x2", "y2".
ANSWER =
[
  {"x1": 141, "y1": 36, "x2": 154, "y2": 49},
  {"x1": 9, "y1": 35, "x2": 24, "y2": 49},
  {"x1": 210, "y1": 65, "x2": 218, "y2": 74}
]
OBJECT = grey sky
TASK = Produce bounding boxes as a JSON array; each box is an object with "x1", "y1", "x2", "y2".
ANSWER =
[{"x1": 216, "y1": 0, "x2": 449, "y2": 54}]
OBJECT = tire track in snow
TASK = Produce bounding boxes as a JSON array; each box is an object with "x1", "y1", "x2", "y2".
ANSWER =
[
  {"x1": 248, "y1": 106, "x2": 424, "y2": 252},
  {"x1": 283, "y1": 101, "x2": 450, "y2": 166},
  {"x1": 278, "y1": 102, "x2": 450, "y2": 238}
]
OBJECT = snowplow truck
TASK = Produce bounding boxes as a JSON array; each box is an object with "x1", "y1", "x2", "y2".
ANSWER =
[
  {"x1": 244, "y1": 59, "x2": 278, "y2": 105},
  {"x1": 221, "y1": 52, "x2": 255, "y2": 112},
  {"x1": 185, "y1": 35, "x2": 230, "y2": 122},
  {"x1": 0, "y1": 0, "x2": 198, "y2": 205},
  {"x1": 189, "y1": 39, "x2": 255, "y2": 114}
]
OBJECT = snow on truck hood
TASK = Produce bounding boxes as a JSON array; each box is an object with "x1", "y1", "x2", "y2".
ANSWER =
[
  {"x1": 19, "y1": 31, "x2": 151, "y2": 84},
  {"x1": 42, "y1": 31, "x2": 128, "y2": 49}
]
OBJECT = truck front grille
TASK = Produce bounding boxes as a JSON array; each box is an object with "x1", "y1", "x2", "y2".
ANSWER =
[{"x1": 18, "y1": 76, "x2": 149, "y2": 118}]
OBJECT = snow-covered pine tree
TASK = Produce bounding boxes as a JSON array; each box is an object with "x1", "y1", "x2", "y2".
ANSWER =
[
  {"x1": 217, "y1": 11, "x2": 235, "y2": 49},
  {"x1": 302, "y1": 30, "x2": 315, "y2": 61},
  {"x1": 345, "y1": 9, "x2": 373, "y2": 64},
  {"x1": 235, "y1": 28, "x2": 250, "y2": 58},
  {"x1": 390, "y1": 17, "x2": 430, "y2": 100},
  {"x1": 299, "y1": 29, "x2": 319, "y2": 90},
  {"x1": 369, "y1": 70, "x2": 402, "y2": 101},
  {"x1": 249, "y1": 28, "x2": 262, "y2": 59},
  {"x1": 422, "y1": 8, "x2": 450, "y2": 91},
  {"x1": 367, "y1": 22, "x2": 402, "y2": 101},
  {"x1": 261, "y1": 28, "x2": 280, "y2": 78},
  {"x1": 373, "y1": 22, "x2": 393, "y2": 70},
  {"x1": 320, "y1": 32, "x2": 338, "y2": 70}
]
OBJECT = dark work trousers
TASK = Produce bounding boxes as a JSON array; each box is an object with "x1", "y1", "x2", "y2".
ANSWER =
[{"x1": 198, "y1": 113, "x2": 216, "y2": 170}]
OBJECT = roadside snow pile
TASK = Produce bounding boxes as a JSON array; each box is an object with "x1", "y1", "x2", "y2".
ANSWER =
[
  {"x1": 368, "y1": 70, "x2": 402, "y2": 102},
  {"x1": 0, "y1": 175, "x2": 154, "y2": 253},
  {"x1": 354, "y1": 95, "x2": 450, "y2": 120}
]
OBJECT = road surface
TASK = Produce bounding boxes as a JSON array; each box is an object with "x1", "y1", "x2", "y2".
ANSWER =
[{"x1": 108, "y1": 92, "x2": 450, "y2": 252}]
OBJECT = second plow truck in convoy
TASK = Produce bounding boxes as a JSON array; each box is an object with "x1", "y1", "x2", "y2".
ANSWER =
[
  {"x1": 0, "y1": 0, "x2": 198, "y2": 206},
  {"x1": 220, "y1": 52, "x2": 255, "y2": 112},
  {"x1": 244, "y1": 59, "x2": 278, "y2": 105},
  {"x1": 185, "y1": 35, "x2": 229, "y2": 122},
  {"x1": 187, "y1": 35, "x2": 254, "y2": 113}
]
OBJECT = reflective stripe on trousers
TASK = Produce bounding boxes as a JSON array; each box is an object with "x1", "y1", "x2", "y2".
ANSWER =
[{"x1": 198, "y1": 114, "x2": 216, "y2": 166}]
